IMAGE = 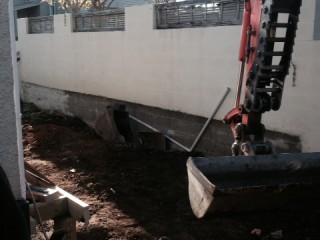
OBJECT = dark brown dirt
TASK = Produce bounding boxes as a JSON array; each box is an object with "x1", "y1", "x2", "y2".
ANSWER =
[{"x1": 22, "y1": 102, "x2": 320, "y2": 240}]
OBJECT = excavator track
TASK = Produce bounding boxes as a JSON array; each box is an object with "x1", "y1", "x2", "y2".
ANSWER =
[{"x1": 244, "y1": 0, "x2": 302, "y2": 113}]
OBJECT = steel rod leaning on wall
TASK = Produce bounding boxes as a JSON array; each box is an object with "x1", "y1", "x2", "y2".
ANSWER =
[{"x1": 129, "y1": 87, "x2": 230, "y2": 152}]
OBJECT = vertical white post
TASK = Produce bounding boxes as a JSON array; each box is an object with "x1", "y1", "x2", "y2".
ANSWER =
[{"x1": 0, "y1": 0, "x2": 25, "y2": 198}]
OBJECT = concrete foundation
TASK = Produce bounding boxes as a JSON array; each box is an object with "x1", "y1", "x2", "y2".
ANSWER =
[{"x1": 21, "y1": 82, "x2": 301, "y2": 156}]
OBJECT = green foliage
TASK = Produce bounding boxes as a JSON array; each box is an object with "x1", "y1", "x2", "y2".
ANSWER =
[{"x1": 42, "y1": 0, "x2": 91, "y2": 14}]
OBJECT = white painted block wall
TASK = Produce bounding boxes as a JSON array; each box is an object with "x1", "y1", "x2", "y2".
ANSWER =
[
  {"x1": 17, "y1": 1, "x2": 320, "y2": 153},
  {"x1": 1, "y1": 0, "x2": 25, "y2": 198}
]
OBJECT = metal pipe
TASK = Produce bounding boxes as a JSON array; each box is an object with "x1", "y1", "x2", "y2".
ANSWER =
[
  {"x1": 189, "y1": 87, "x2": 230, "y2": 151},
  {"x1": 129, "y1": 114, "x2": 190, "y2": 151},
  {"x1": 128, "y1": 115, "x2": 160, "y2": 133},
  {"x1": 235, "y1": 61, "x2": 245, "y2": 108},
  {"x1": 26, "y1": 180, "x2": 50, "y2": 240},
  {"x1": 129, "y1": 87, "x2": 230, "y2": 152},
  {"x1": 164, "y1": 134, "x2": 191, "y2": 152}
]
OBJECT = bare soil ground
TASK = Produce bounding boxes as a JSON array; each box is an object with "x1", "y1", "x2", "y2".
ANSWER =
[{"x1": 22, "y1": 102, "x2": 320, "y2": 240}]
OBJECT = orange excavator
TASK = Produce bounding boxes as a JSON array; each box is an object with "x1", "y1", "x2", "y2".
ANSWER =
[{"x1": 187, "y1": 0, "x2": 320, "y2": 218}]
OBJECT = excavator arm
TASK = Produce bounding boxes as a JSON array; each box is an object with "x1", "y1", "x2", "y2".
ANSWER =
[
  {"x1": 186, "y1": 0, "x2": 320, "y2": 219},
  {"x1": 224, "y1": 0, "x2": 302, "y2": 156}
]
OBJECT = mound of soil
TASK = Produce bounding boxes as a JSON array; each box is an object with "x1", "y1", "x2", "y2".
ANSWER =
[{"x1": 22, "y1": 102, "x2": 320, "y2": 240}]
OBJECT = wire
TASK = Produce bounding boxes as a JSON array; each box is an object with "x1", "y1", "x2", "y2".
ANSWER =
[{"x1": 25, "y1": 180, "x2": 50, "y2": 240}]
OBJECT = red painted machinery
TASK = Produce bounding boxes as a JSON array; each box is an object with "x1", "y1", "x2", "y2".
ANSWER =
[{"x1": 186, "y1": 0, "x2": 320, "y2": 218}]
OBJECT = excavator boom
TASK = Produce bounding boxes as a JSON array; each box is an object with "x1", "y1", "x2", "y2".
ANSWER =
[
  {"x1": 225, "y1": 0, "x2": 302, "y2": 156},
  {"x1": 187, "y1": 0, "x2": 320, "y2": 218}
]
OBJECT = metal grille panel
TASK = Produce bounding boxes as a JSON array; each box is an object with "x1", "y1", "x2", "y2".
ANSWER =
[{"x1": 156, "y1": 0, "x2": 244, "y2": 29}]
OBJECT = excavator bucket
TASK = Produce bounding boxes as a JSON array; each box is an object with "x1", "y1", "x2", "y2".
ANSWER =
[{"x1": 187, "y1": 152, "x2": 320, "y2": 218}]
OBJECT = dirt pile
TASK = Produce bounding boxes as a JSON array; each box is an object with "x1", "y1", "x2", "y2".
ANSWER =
[{"x1": 22, "y1": 102, "x2": 320, "y2": 240}]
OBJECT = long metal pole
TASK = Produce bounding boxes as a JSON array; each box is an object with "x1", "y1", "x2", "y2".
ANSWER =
[
  {"x1": 128, "y1": 115, "x2": 191, "y2": 151},
  {"x1": 128, "y1": 115, "x2": 160, "y2": 133},
  {"x1": 189, "y1": 87, "x2": 230, "y2": 151},
  {"x1": 129, "y1": 87, "x2": 230, "y2": 152}
]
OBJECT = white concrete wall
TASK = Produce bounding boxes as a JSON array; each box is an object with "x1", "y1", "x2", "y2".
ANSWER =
[
  {"x1": 1, "y1": 0, "x2": 25, "y2": 198},
  {"x1": 17, "y1": 2, "x2": 320, "y2": 153}
]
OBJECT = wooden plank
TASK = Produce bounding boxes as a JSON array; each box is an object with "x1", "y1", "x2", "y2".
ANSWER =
[
  {"x1": 53, "y1": 216, "x2": 77, "y2": 240},
  {"x1": 25, "y1": 161, "x2": 89, "y2": 224},
  {"x1": 25, "y1": 161, "x2": 56, "y2": 187},
  {"x1": 26, "y1": 187, "x2": 60, "y2": 202},
  {"x1": 27, "y1": 185, "x2": 89, "y2": 224},
  {"x1": 29, "y1": 197, "x2": 69, "y2": 222},
  {"x1": 56, "y1": 187, "x2": 90, "y2": 224},
  {"x1": 25, "y1": 170, "x2": 55, "y2": 189},
  {"x1": 30, "y1": 217, "x2": 37, "y2": 235}
]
